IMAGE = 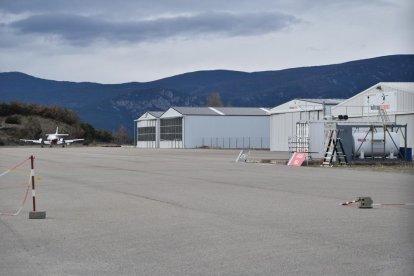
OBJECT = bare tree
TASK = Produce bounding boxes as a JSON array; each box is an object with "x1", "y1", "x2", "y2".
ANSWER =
[
  {"x1": 116, "y1": 125, "x2": 132, "y2": 145},
  {"x1": 207, "y1": 92, "x2": 224, "y2": 107}
]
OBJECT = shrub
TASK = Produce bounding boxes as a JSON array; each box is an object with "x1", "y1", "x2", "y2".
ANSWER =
[
  {"x1": 24, "y1": 117, "x2": 42, "y2": 139},
  {"x1": 5, "y1": 115, "x2": 22, "y2": 124},
  {"x1": 0, "y1": 102, "x2": 80, "y2": 125}
]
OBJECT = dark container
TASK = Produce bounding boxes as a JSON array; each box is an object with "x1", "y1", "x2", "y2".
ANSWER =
[{"x1": 400, "y1": 147, "x2": 412, "y2": 161}]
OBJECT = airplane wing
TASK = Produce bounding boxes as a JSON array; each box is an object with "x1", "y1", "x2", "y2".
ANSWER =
[
  {"x1": 20, "y1": 139, "x2": 51, "y2": 145},
  {"x1": 20, "y1": 139, "x2": 42, "y2": 144},
  {"x1": 63, "y1": 139, "x2": 84, "y2": 144}
]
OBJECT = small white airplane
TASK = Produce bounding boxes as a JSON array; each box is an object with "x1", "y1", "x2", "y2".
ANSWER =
[{"x1": 20, "y1": 127, "x2": 84, "y2": 147}]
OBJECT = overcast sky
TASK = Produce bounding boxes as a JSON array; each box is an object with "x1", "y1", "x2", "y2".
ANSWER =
[{"x1": 0, "y1": 0, "x2": 413, "y2": 83}]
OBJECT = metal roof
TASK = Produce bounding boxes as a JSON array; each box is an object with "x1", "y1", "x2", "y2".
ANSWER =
[
  {"x1": 172, "y1": 107, "x2": 218, "y2": 115},
  {"x1": 171, "y1": 107, "x2": 269, "y2": 116},
  {"x1": 147, "y1": 111, "x2": 164, "y2": 118},
  {"x1": 378, "y1": 82, "x2": 414, "y2": 93},
  {"x1": 215, "y1": 107, "x2": 269, "y2": 116},
  {"x1": 135, "y1": 111, "x2": 165, "y2": 121},
  {"x1": 270, "y1": 98, "x2": 343, "y2": 114},
  {"x1": 298, "y1": 99, "x2": 345, "y2": 105}
]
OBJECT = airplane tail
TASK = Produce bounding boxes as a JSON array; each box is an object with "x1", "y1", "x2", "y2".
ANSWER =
[{"x1": 47, "y1": 127, "x2": 68, "y2": 136}]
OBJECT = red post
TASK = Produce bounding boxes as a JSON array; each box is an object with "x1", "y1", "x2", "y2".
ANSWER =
[
  {"x1": 28, "y1": 154, "x2": 46, "y2": 219},
  {"x1": 30, "y1": 155, "x2": 36, "y2": 212}
]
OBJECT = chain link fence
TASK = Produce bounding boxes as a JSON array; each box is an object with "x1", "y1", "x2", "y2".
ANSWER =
[{"x1": 197, "y1": 137, "x2": 269, "y2": 149}]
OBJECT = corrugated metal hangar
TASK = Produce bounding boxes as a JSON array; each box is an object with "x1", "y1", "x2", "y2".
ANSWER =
[
  {"x1": 284, "y1": 82, "x2": 414, "y2": 161},
  {"x1": 135, "y1": 111, "x2": 163, "y2": 148},
  {"x1": 136, "y1": 107, "x2": 270, "y2": 149},
  {"x1": 269, "y1": 99, "x2": 343, "y2": 151},
  {"x1": 331, "y1": 82, "x2": 414, "y2": 149}
]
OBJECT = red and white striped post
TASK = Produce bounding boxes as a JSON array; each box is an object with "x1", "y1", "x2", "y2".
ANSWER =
[
  {"x1": 29, "y1": 155, "x2": 46, "y2": 219},
  {"x1": 30, "y1": 155, "x2": 36, "y2": 211}
]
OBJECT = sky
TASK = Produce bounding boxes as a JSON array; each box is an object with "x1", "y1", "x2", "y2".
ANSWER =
[{"x1": 0, "y1": 0, "x2": 413, "y2": 83}]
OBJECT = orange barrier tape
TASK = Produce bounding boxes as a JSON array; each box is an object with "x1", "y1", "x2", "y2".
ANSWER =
[
  {"x1": 0, "y1": 157, "x2": 30, "y2": 177},
  {"x1": 0, "y1": 178, "x2": 31, "y2": 216}
]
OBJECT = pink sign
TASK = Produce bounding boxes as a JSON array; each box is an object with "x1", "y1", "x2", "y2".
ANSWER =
[{"x1": 287, "y1": 152, "x2": 308, "y2": 167}]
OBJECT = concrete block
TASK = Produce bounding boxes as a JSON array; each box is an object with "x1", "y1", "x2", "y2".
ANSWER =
[{"x1": 29, "y1": 211, "x2": 46, "y2": 219}]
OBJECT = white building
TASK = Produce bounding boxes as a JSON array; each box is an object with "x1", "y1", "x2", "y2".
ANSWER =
[
  {"x1": 135, "y1": 111, "x2": 163, "y2": 148},
  {"x1": 270, "y1": 99, "x2": 343, "y2": 151},
  {"x1": 331, "y1": 82, "x2": 414, "y2": 150},
  {"x1": 157, "y1": 107, "x2": 270, "y2": 149}
]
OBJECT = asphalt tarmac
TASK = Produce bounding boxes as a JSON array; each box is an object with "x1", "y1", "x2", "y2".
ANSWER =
[{"x1": 1, "y1": 147, "x2": 413, "y2": 275}]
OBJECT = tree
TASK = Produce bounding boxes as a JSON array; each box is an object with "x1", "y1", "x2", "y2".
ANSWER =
[
  {"x1": 207, "y1": 92, "x2": 223, "y2": 107},
  {"x1": 24, "y1": 117, "x2": 42, "y2": 139},
  {"x1": 116, "y1": 125, "x2": 132, "y2": 145}
]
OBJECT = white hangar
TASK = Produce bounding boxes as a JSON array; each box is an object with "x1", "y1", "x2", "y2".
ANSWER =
[
  {"x1": 135, "y1": 111, "x2": 163, "y2": 148},
  {"x1": 136, "y1": 107, "x2": 270, "y2": 149},
  {"x1": 269, "y1": 99, "x2": 343, "y2": 151},
  {"x1": 331, "y1": 82, "x2": 414, "y2": 149}
]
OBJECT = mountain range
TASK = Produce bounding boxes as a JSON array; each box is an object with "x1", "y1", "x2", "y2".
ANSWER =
[{"x1": 1, "y1": 54, "x2": 413, "y2": 134}]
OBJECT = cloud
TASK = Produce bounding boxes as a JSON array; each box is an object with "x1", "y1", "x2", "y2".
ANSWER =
[
  {"x1": 8, "y1": 11, "x2": 298, "y2": 45},
  {"x1": 0, "y1": 0, "x2": 396, "y2": 14}
]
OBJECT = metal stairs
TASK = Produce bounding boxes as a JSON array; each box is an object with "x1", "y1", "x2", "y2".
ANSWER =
[{"x1": 378, "y1": 108, "x2": 390, "y2": 123}]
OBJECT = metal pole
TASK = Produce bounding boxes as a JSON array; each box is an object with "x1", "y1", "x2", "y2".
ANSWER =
[
  {"x1": 30, "y1": 155, "x2": 36, "y2": 212},
  {"x1": 371, "y1": 125, "x2": 374, "y2": 160},
  {"x1": 405, "y1": 124, "x2": 408, "y2": 161},
  {"x1": 134, "y1": 121, "x2": 136, "y2": 147},
  {"x1": 383, "y1": 124, "x2": 386, "y2": 159}
]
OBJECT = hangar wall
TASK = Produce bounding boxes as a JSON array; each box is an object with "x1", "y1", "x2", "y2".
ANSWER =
[
  {"x1": 270, "y1": 112, "x2": 301, "y2": 151},
  {"x1": 184, "y1": 116, "x2": 270, "y2": 149},
  {"x1": 136, "y1": 111, "x2": 163, "y2": 148}
]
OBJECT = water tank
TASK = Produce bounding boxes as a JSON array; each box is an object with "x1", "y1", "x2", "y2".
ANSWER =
[{"x1": 353, "y1": 131, "x2": 399, "y2": 157}]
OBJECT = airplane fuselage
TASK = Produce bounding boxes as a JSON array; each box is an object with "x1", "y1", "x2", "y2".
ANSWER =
[{"x1": 47, "y1": 135, "x2": 59, "y2": 145}]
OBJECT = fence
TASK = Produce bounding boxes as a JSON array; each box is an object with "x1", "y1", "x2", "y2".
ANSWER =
[{"x1": 198, "y1": 137, "x2": 270, "y2": 149}]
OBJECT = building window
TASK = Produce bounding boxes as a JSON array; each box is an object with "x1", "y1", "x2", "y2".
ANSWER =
[
  {"x1": 160, "y1": 117, "x2": 182, "y2": 141},
  {"x1": 138, "y1": 126, "x2": 156, "y2": 141}
]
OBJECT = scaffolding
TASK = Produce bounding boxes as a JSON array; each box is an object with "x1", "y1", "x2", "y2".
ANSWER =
[{"x1": 351, "y1": 123, "x2": 408, "y2": 160}]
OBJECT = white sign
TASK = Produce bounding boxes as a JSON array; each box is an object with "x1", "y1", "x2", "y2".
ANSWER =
[
  {"x1": 324, "y1": 122, "x2": 337, "y2": 131},
  {"x1": 235, "y1": 150, "x2": 250, "y2": 162}
]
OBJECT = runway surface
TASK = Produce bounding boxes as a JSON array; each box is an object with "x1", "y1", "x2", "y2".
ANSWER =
[{"x1": 1, "y1": 147, "x2": 413, "y2": 275}]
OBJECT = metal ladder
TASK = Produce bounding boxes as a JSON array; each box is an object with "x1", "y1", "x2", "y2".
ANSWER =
[{"x1": 322, "y1": 130, "x2": 349, "y2": 167}]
